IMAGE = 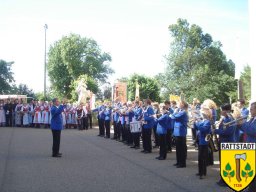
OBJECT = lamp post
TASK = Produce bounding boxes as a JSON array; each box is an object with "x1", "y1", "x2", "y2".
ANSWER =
[{"x1": 44, "y1": 24, "x2": 48, "y2": 99}]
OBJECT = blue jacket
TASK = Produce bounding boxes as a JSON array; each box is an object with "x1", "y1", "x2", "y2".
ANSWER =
[
  {"x1": 134, "y1": 106, "x2": 142, "y2": 121},
  {"x1": 51, "y1": 105, "x2": 65, "y2": 130},
  {"x1": 126, "y1": 110, "x2": 134, "y2": 124},
  {"x1": 170, "y1": 110, "x2": 188, "y2": 137},
  {"x1": 92, "y1": 105, "x2": 105, "y2": 119},
  {"x1": 143, "y1": 106, "x2": 155, "y2": 129},
  {"x1": 104, "y1": 108, "x2": 112, "y2": 121},
  {"x1": 240, "y1": 118, "x2": 256, "y2": 142},
  {"x1": 194, "y1": 120, "x2": 211, "y2": 145},
  {"x1": 113, "y1": 111, "x2": 119, "y2": 122},
  {"x1": 156, "y1": 114, "x2": 170, "y2": 135},
  {"x1": 214, "y1": 116, "x2": 235, "y2": 142}
]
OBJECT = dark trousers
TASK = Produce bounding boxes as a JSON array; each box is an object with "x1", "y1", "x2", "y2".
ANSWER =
[
  {"x1": 52, "y1": 130, "x2": 61, "y2": 155},
  {"x1": 207, "y1": 144, "x2": 214, "y2": 165},
  {"x1": 99, "y1": 119, "x2": 105, "y2": 136},
  {"x1": 121, "y1": 123, "x2": 126, "y2": 141},
  {"x1": 132, "y1": 132, "x2": 141, "y2": 147},
  {"x1": 191, "y1": 128, "x2": 197, "y2": 140},
  {"x1": 142, "y1": 128, "x2": 152, "y2": 152},
  {"x1": 198, "y1": 145, "x2": 208, "y2": 176},
  {"x1": 77, "y1": 119, "x2": 83, "y2": 129},
  {"x1": 83, "y1": 116, "x2": 88, "y2": 130},
  {"x1": 153, "y1": 125, "x2": 159, "y2": 146},
  {"x1": 126, "y1": 124, "x2": 132, "y2": 144},
  {"x1": 113, "y1": 121, "x2": 117, "y2": 139},
  {"x1": 105, "y1": 120, "x2": 110, "y2": 138},
  {"x1": 166, "y1": 129, "x2": 172, "y2": 151},
  {"x1": 159, "y1": 134, "x2": 167, "y2": 158},
  {"x1": 116, "y1": 122, "x2": 121, "y2": 140},
  {"x1": 175, "y1": 136, "x2": 187, "y2": 166},
  {"x1": 87, "y1": 114, "x2": 92, "y2": 128},
  {"x1": 6, "y1": 115, "x2": 12, "y2": 127}
]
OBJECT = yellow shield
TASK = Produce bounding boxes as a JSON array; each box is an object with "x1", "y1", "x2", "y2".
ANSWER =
[{"x1": 220, "y1": 143, "x2": 256, "y2": 192}]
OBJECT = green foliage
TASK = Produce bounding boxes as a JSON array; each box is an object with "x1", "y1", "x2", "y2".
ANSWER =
[
  {"x1": 126, "y1": 74, "x2": 160, "y2": 102},
  {"x1": 226, "y1": 163, "x2": 232, "y2": 171},
  {"x1": 245, "y1": 163, "x2": 251, "y2": 171},
  {"x1": 248, "y1": 170, "x2": 254, "y2": 177},
  {"x1": 230, "y1": 170, "x2": 235, "y2": 177},
  {"x1": 240, "y1": 65, "x2": 251, "y2": 102},
  {"x1": 11, "y1": 84, "x2": 35, "y2": 99},
  {"x1": 223, "y1": 170, "x2": 228, "y2": 177},
  {"x1": 242, "y1": 163, "x2": 254, "y2": 182},
  {"x1": 159, "y1": 18, "x2": 236, "y2": 105},
  {"x1": 47, "y1": 33, "x2": 114, "y2": 99},
  {"x1": 0, "y1": 59, "x2": 15, "y2": 94},
  {"x1": 223, "y1": 162, "x2": 235, "y2": 182}
]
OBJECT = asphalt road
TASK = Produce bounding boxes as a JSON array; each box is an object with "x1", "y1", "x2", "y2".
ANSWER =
[{"x1": 0, "y1": 127, "x2": 233, "y2": 192}]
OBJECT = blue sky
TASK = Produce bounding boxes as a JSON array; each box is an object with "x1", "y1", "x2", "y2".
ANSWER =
[{"x1": 0, "y1": 0, "x2": 249, "y2": 92}]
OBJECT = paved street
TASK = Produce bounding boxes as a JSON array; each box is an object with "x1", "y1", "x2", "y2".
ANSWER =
[{"x1": 0, "y1": 127, "x2": 233, "y2": 192}]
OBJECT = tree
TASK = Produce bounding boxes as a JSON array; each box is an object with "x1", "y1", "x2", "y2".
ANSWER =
[
  {"x1": 160, "y1": 18, "x2": 236, "y2": 105},
  {"x1": 240, "y1": 65, "x2": 251, "y2": 101},
  {"x1": 12, "y1": 84, "x2": 36, "y2": 99},
  {"x1": 0, "y1": 59, "x2": 15, "y2": 94},
  {"x1": 47, "y1": 33, "x2": 114, "y2": 99},
  {"x1": 127, "y1": 74, "x2": 160, "y2": 102}
]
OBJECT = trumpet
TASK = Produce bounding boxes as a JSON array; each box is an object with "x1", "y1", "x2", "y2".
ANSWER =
[{"x1": 223, "y1": 115, "x2": 248, "y2": 128}]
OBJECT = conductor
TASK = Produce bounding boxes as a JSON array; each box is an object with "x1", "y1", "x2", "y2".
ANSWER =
[{"x1": 50, "y1": 98, "x2": 65, "y2": 157}]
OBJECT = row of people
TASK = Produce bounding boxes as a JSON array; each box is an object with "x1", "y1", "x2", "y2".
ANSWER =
[
  {"x1": 0, "y1": 99, "x2": 93, "y2": 129},
  {"x1": 93, "y1": 98, "x2": 255, "y2": 191}
]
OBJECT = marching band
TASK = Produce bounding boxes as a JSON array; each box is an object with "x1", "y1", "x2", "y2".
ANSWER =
[{"x1": 0, "y1": 97, "x2": 255, "y2": 191}]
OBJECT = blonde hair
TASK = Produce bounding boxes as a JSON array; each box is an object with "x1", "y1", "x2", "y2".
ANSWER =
[
  {"x1": 200, "y1": 107, "x2": 213, "y2": 120},
  {"x1": 202, "y1": 99, "x2": 217, "y2": 109},
  {"x1": 232, "y1": 103, "x2": 241, "y2": 119}
]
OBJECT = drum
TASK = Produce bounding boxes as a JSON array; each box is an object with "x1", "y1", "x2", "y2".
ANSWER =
[{"x1": 130, "y1": 121, "x2": 142, "y2": 133}]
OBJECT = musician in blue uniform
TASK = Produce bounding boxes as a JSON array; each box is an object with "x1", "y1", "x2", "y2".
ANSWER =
[
  {"x1": 213, "y1": 103, "x2": 235, "y2": 187},
  {"x1": 170, "y1": 100, "x2": 189, "y2": 168},
  {"x1": 131, "y1": 101, "x2": 142, "y2": 149},
  {"x1": 164, "y1": 101, "x2": 175, "y2": 152},
  {"x1": 92, "y1": 102, "x2": 105, "y2": 137},
  {"x1": 155, "y1": 106, "x2": 171, "y2": 160},
  {"x1": 237, "y1": 98, "x2": 249, "y2": 142},
  {"x1": 125, "y1": 102, "x2": 134, "y2": 146},
  {"x1": 141, "y1": 99, "x2": 155, "y2": 153},
  {"x1": 240, "y1": 102, "x2": 256, "y2": 192},
  {"x1": 112, "y1": 108, "x2": 119, "y2": 140},
  {"x1": 194, "y1": 108, "x2": 211, "y2": 179},
  {"x1": 104, "y1": 102, "x2": 112, "y2": 138}
]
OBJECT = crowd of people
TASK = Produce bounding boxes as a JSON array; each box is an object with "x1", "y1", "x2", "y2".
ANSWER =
[{"x1": 0, "y1": 99, "x2": 92, "y2": 130}]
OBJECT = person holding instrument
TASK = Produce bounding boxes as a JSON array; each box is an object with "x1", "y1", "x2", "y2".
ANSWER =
[
  {"x1": 239, "y1": 102, "x2": 256, "y2": 192},
  {"x1": 212, "y1": 103, "x2": 235, "y2": 187},
  {"x1": 194, "y1": 107, "x2": 211, "y2": 179}
]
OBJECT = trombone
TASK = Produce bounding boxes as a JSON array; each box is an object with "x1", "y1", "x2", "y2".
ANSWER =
[{"x1": 223, "y1": 115, "x2": 248, "y2": 128}]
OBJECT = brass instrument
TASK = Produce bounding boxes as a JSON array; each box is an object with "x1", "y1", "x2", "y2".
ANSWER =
[
  {"x1": 205, "y1": 117, "x2": 224, "y2": 152},
  {"x1": 223, "y1": 115, "x2": 248, "y2": 128}
]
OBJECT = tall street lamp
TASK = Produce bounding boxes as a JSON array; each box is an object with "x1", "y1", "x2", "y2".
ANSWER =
[{"x1": 44, "y1": 24, "x2": 48, "y2": 98}]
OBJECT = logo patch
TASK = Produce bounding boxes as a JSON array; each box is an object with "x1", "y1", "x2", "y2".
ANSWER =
[{"x1": 220, "y1": 143, "x2": 256, "y2": 191}]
